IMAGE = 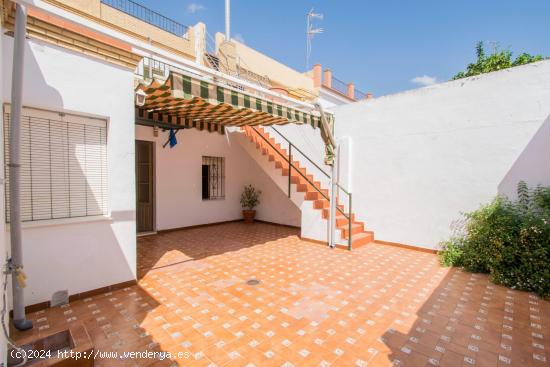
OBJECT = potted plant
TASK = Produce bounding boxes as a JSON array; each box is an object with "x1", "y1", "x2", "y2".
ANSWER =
[{"x1": 240, "y1": 184, "x2": 261, "y2": 223}]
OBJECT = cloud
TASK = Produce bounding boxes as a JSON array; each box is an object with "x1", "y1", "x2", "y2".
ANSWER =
[
  {"x1": 410, "y1": 75, "x2": 438, "y2": 86},
  {"x1": 186, "y1": 3, "x2": 204, "y2": 13},
  {"x1": 232, "y1": 33, "x2": 245, "y2": 44}
]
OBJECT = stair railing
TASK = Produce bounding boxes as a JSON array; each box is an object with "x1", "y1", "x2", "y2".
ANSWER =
[
  {"x1": 336, "y1": 183, "x2": 353, "y2": 251},
  {"x1": 268, "y1": 127, "x2": 330, "y2": 180},
  {"x1": 249, "y1": 126, "x2": 354, "y2": 250}
]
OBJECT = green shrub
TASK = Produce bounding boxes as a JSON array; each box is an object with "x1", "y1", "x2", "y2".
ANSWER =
[
  {"x1": 439, "y1": 181, "x2": 550, "y2": 298},
  {"x1": 438, "y1": 237, "x2": 464, "y2": 267}
]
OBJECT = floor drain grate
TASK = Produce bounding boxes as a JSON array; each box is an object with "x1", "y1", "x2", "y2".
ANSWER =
[{"x1": 246, "y1": 279, "x2": 261, "y2": 286}]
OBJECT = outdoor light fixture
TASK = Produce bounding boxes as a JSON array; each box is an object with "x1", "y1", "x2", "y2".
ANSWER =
[{"x1": 135, "y1": 89, "x2": 147, "y2": 106}]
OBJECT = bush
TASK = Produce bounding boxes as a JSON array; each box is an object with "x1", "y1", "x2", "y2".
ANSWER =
[
  {"x1": 439, "y1": 182, "x2": 550, "y2": 298},
  {"x1": 439, "y1": 237, "x2": 464, "y2": 267}
]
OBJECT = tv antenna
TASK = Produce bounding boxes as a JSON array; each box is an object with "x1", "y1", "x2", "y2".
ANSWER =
[{"x1": 306, "y1": 8, "x2": 323, "y2": 70}]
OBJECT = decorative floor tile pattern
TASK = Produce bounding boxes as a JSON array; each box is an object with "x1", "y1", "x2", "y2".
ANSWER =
[{"x1": 12, "y1": 222, "x2": 550, "y2": 366}]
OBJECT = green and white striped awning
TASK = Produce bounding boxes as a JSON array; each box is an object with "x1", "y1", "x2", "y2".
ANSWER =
[{"x1": 135, "y1": 72, "x2": 332, "y2": 134}]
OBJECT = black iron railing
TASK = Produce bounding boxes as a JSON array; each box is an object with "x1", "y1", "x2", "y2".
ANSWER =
[
  {"x1": 354, "y1": 89, "x2": 367, "y2": 100},
  {"x1": 101, "y1": 0, "x2": 189, "y2": 38},
  {"x1": 249, "y1": 126, "x2": 354, "y2": 250},
  {"x1": 331, "y1": 76, "x2": 349, "y2": 96}
]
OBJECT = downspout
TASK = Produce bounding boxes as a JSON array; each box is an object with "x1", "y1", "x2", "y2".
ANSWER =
[
  {"x1": 8, "y1": 3, "x2": 32, "y2": 331},
  {"x1": 314, "y1": 102, "x2": 338, "y2": 249}
]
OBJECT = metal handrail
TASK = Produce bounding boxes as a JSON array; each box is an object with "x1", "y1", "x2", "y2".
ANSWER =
[
  {"x1": 249, "y1": 127, "x2": 355, "y2": 250},
  {"x1": 336, "y1": 182, "x2": 353, "y2": 250},
  {"x1": 354, "y1": 89, "x2": 367, "y2": 100},
  {"x1": 268, "y1": 127, "x2": 330, "y2": 178},
  {"x1": 331, "y1": 76, "x2": 349, "y2": 96}
]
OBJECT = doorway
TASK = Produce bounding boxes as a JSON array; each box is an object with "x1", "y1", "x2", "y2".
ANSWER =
[{"x1": 136, "y1": 140, "x2": 154, "y2": 233}]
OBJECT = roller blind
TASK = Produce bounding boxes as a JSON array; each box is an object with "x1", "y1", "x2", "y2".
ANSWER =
[{"x1": 3, "y1": 106, "x2": 108, "y2": 222}]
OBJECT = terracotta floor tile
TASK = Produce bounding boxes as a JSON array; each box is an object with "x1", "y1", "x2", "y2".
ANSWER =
[{"x1": 10, "y1": 222, "x2": 550, "y2": 367}]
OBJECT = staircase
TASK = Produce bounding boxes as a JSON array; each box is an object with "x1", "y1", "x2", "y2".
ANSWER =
[{"x1": 241, "y1": 126, "x2": 374, "y2": 249}]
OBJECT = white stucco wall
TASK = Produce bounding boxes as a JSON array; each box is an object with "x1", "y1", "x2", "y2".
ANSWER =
[
  {"x1": 334, "y1": 60, "x2": 550, "y2": 249},
  {"x1": 134, "y1": 126, "x2": 300, "y2": 230},
  {"x1": 2, "y1": 36, "x2": 136, "y2": 305}
]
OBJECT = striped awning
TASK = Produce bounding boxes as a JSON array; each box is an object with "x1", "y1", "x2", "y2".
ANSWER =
[{"x1": 135, "y1": 72, "x2": 332, "y2": 134}]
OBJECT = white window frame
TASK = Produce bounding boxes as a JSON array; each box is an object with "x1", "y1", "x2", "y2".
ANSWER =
[{"x1": 3, "y1": 105, "x2": 109, "y2": 223}]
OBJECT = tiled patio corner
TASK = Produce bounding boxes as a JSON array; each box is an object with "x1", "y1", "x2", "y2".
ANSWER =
[{"x1": 13, "y1": 223, "x2": 550, "y2": 366}]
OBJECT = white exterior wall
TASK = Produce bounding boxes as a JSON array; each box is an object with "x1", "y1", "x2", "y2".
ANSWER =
[
  {"x1": 2, "y1": 36, "x2": 137, "y2": 305},
  {"x1": 135, "y1": 126, "x2": 300, "y2": 230},
  {"x1": 335, "y1": 60, "x2": 550, "y2": 249}
]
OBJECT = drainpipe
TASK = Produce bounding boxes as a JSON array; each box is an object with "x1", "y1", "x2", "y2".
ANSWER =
[
  {"x1": 8, "y1": 3, "x2": 32, "y2": 331},
  {"x1": 314, "y1": 102, "x2": 337, "y2": 249}
]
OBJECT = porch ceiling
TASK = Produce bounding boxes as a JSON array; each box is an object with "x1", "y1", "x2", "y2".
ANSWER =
[{"x1": 135, "y1": 72, "x2": 331, "y2": 134}]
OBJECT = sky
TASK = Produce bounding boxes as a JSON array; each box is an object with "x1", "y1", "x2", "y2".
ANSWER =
[{"x1": 139, "y1": 0, "x2": 550, "y2": 96}]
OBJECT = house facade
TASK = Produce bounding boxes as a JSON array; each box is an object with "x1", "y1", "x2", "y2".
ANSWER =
[{"x1": 0, "y1": 0, "x2": 370, "y2": 330}]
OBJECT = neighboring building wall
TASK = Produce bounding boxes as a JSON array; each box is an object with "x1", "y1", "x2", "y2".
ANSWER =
[
  {"x1": 134, "y1": 126, "x2": 301, "y2": 230},
  {"x1": 45, "y1": 0, "x2": 196, "y2": 60},
  {"x1": 335, "y1": 60, "x2": 550, "y2": 249},
  {"x1": 215, "y1": 33, "x2": 317, "y2": 99},
  {"x1": 2, "y1": 36, "x2": 136, "y2": 305}
]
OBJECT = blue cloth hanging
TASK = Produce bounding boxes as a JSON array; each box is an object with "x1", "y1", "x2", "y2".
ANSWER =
[{"x1": 169, "y1": 129, "x2": 178, "y2": 148}]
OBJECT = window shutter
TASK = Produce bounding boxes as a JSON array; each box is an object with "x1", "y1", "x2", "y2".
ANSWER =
[{"x1": 3, "y1": 107, "x2": 108, "y2": 222}]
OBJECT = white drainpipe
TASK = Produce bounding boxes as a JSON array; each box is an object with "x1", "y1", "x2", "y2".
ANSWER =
[{"x1": 8, "y1": 3, "x2": 33, "y2": 331}]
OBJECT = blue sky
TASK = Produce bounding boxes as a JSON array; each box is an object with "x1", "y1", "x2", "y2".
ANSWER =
[{"x1": 139, "y1": 0, "x2": 550, "y2": 96}]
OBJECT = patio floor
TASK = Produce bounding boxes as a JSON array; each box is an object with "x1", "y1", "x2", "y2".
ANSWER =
[{"x1": 12, "y1": 222, "x2": 550, "y2": 367}]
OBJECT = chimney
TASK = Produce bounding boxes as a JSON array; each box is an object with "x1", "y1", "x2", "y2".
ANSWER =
[
  {"x1": 347, "y1": 83, "x2": 355, "y2": 100},
  {"x1": 312, "y1": 64, "x2": 322, "y2": 88},
  {"x1": 322, "y1": 68, "x2": 332, "y2": 88}
]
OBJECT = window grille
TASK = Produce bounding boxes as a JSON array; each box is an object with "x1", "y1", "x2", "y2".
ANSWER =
[
  {"x1": 3, "y1": 107, "x2": 108, "y2": 222},
  {"x1": 202, "y1": 156, "x2": 225, "y2": 200}
]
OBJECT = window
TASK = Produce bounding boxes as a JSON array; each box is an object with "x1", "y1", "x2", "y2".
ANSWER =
[
  {"x1": 202, "y1": 156, "x2": 225, "y2": 200},
  {"x1": 3, "y1": 106, "x2": 108, "y2": 222}
]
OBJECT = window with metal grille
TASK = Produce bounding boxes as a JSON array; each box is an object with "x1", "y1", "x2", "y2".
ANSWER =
[
  {"x1": 201, "y1": 156, "x2": 225, "y2": 200},
  {"x1": 3, "y1": 106, "x2": 108, "y2": 222}
]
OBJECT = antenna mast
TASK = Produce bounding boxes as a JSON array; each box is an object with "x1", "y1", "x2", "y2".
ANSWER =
[
  {"x1": 225, "y1": 0, "x2": 231, "y2": 40},
  {"x1": 306, "y1": 8, "x2": 323, "y2": 70}
]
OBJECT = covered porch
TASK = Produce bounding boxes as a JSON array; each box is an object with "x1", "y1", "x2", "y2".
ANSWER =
[{"x1": 133, "y1": 64, "x2": 333, "y2": 237}]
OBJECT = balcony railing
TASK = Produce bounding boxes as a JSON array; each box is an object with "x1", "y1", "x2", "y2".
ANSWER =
[
  {"x1": 329, "y1": 74, "x2": 367, "y2": 100},
  {"x1": 101, "y1": 0, "x2": 189, "y2": 38},
  {"x1": 354, "y1": 89, "x2": 366, "y2": 100},
  {"x1": 331, "y1": 76, "x2": 349, "y2": 96}
]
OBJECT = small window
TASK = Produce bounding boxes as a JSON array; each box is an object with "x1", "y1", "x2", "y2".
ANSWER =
[
  {"x1": 3, "y1": 106, "x2": 108, "y2": 222},
  {"x1": 202, "y1": 156, "x2": 225, "y2": 200}
]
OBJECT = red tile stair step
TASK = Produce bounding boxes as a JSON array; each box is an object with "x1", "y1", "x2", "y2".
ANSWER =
[{"x1": 242, "y1": 126, "x2": 375, "y2": 249}]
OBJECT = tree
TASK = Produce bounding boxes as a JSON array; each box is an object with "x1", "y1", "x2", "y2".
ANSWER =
[{"x1": 453, "y1": 42, "x2": 544, "y2": 80}]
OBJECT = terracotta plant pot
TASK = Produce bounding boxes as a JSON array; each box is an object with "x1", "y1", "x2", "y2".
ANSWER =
[{"x1": 243, "y1": 209, "x2": 256, "y2": 223}]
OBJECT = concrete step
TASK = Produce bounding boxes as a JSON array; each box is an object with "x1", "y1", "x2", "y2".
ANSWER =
[
  {"x1": 339, "y1": 222, "x2": 365, "y2": 238},
  {"x1": 336, "y1": 231, "x2": 374, "y2": 249}
]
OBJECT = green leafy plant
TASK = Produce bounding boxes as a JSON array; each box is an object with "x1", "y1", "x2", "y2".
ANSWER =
[
  {"x1": 240, "y1": 184, "x2": 261, "y2": 210},
  {"x1": 453, "y1": 41, "x2": 544, "y2": 80},
  {"x1": 439, "y1": 237, "x2": 464, "y2": 267},
  {"x1": 439, "y1": 181, "x2": 550, "y2": 298}
]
